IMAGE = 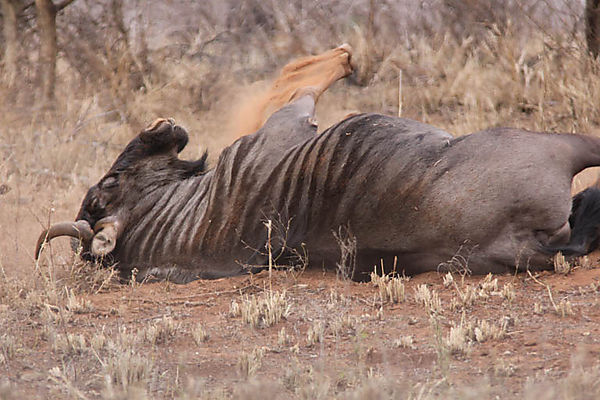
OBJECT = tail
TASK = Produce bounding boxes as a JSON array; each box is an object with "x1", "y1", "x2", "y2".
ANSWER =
[{"x1": 548, "y1": 188, "x2": 600, "y2": 256}]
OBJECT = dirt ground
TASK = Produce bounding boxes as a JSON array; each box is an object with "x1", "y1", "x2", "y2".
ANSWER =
[{"x1": 2, "y1": 249, "x2": 600, "y2": 398}]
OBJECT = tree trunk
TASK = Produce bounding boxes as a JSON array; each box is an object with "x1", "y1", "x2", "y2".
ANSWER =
[
  {"x1": 0, "y1": 0, "x2": 18, "y2": 87},
  {"x1": 35, "y1": 0, "x2": 57, "y2": 107},
  {"x1": 586, "y1": 0, "x2": 600, "y2": 58}
]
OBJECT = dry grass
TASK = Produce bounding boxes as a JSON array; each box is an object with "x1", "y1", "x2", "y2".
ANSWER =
[
  {"x1": 191, "y1": 323, "x2": 210, "y2": 345},
  {"x1": 392, "y1": 336, "x2": 415, "y2": 350},
  {"x1": 230, "y1": 289, "x2": 291, "y2": 328},
  {"x1": 370, "y1": 269, "x2": 407, "y2": 304},
  {"x1": 237, "y1": 347, "x2": 265, "y2": 380},
  {"x1": 1, "y1": 264, "x2": 600, "y2": 398},
  {"x1": 306, "y1": 320, "x2": 325, "y2": 347},
  {"x1": 554, "y1": 252, "x2": 573, "y2": 274},
  {"x1": 2, "y1": 1, "x2": 600, "y2": 398},
  {"x1": 0, "y1": 334, "x2": 18, "y2": 365},
  {"x1": 414, "y1": 284, "x2": 443, "y2": 314},
  {"x1": 502, "y1": 282, "x2": 516, "y2": 303},
  {"x1": 142, "y1": 316, "x2": 178, "y2": 346}
]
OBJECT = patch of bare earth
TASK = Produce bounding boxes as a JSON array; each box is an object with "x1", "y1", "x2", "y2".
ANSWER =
[{"x1": 2, "y1": 257, "x2": 600, "y2": 398}]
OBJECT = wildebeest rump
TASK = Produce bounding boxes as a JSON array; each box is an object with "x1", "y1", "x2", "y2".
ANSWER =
[{"x1": 36, "y1": 47, "x2": 600, "y2": 283}]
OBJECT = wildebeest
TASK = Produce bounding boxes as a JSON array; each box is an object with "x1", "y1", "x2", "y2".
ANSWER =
[{"x1": 36, "y1": 45, "x2": 600, "y2": 283}]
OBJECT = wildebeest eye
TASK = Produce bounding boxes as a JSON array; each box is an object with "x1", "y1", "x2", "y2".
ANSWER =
[{"x1": 101, "y1": 175, "x2": 119, "y2": 189}]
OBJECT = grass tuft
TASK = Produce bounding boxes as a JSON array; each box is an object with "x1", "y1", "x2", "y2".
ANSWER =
[{"x1": 231, "y1": 290, "x2": 290, "y2": 328}]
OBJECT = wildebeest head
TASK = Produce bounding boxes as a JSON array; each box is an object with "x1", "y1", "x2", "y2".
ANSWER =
[{"x1": 36, "y1": 118, "x2": 207, "y2": 262}]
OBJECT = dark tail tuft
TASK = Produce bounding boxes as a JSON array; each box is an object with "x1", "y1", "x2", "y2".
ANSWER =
[{"x1": 549, "y1": 188, "x2": 600, "y2": 256}]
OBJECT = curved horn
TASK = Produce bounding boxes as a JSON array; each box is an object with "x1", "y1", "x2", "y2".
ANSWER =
[{"x1": 35, "y1": 220, "x2": 94, "y2": 260}]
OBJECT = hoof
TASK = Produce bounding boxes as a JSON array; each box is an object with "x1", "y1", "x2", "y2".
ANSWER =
[
  {"x1": 337, "y1": 43, "x2": 353, "y2": 56},
  {"x1": 145, "y1": 118, "x2": 175, "y2": 133}
]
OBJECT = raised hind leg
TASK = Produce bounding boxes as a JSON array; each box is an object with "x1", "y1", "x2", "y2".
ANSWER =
[
  {"x1": 273, "y1": 43, "x2": 354, "y2": 104},
  {"x1": 234, "y1": 44, "x2": 354, "y2": 137}
]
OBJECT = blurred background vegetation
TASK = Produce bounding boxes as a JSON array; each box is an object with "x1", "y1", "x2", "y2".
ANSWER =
[
  {"x1": 2, "y1": 1, "x2": 600, "y2": 155},
  {"x1": 2, "y1": 0, "x2": 600, "y2": 258}
]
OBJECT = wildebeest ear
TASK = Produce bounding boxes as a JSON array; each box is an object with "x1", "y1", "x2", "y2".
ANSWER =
[{"x1": 139, "y1": 118, "x2": 189, "y2": 154}]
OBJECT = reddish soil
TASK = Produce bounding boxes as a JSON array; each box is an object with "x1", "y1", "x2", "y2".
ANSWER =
[{"x1": 4, "y1": 262, "x2": 600, "y2": 398}]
